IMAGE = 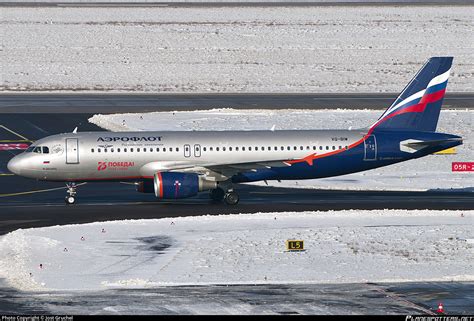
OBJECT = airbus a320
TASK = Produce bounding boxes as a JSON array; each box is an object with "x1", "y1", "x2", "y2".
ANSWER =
[{"x1": 7, "y1": 57, "x2": 462, "y2": 205}]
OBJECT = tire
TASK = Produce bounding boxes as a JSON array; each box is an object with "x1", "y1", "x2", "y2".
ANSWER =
[
  {"x1": 224, "y1": 191, "x2": 239, "y2": 205},
  {"x1": 210, "y1": 188, "x2": 225, "y2": 201},
  {"x1": 65, "y1": 196, "x2": 76, "y2": 205}
]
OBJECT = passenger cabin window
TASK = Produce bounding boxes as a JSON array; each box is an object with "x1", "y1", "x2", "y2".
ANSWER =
[{"x1": 91, "y1": 148, "x2": 94, "y2": 153}]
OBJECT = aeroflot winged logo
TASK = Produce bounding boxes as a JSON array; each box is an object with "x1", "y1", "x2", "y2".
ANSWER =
[{"x1": 97, "y1": 136, "x2": 162, "y2": 142}]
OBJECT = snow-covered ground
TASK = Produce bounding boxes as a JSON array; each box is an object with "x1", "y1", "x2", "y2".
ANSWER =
[
  {"x1": 89, "y1": 108, "x2": 473, "y2": 192},
  {"x1": 0, "y1": 210, "x2": 472, "y2": 292},
  {"x1": 2, "y1": 6, "x2": 473, "y2": 92}
]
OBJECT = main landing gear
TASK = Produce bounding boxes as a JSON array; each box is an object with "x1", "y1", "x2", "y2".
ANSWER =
[
  {"x1": 65, "y1": 182, "x2": 77, "y2": 205},
  {"x1": 209, "y1": 186, "x2": 239, "y2": 205}
]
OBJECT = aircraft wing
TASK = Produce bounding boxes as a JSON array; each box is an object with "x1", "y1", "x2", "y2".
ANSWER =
[{"x1": 140, "y1": 159, "x2": 293, "y2": 181}]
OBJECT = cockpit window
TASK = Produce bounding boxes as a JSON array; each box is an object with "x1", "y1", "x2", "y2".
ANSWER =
[{"x1": 25, "y1": 146, "x2": 50, "y2": 154}]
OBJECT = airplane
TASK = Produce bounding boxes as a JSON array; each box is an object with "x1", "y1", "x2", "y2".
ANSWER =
[{"x1": 7, "y1": 57, "x2": 462, "y2": 205}]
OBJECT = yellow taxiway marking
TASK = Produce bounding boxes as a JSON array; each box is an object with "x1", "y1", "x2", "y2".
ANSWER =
[
  {"x1": 0, "y1": 174, "x2": 14, "y2": 176},
  {"x1": 0, "y1": 125, "x2": 32, "y2": 142},
  {"x1": 0, "y1": 183, "x2": 87, "y2": 198},
  {"x1": 0, "y1": 140, "x2": 32, "y2": 143},
  {"x1": 0, "y1": 187, "x2": 67, "y2": 198}
]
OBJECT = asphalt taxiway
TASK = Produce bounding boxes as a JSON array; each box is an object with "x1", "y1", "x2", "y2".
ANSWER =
[
  {"x1": 1, "y1": 93, "x2": 473, "y2": 113},
  {"x1": 0, "y1": 94, "x2": 472, "y2": 315},
  {"x1": 1, "y1": 110, "x2": 473, "y2": 235}
]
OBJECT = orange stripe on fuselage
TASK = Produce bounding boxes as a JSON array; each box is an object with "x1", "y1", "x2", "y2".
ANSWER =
[{"x1": 286, "y1": 136, "x2": 366, "y2": 166}]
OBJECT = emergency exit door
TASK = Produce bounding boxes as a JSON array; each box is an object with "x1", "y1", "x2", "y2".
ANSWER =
[
  {"x1": 194, "y1": 144, "x2": 201, "y2": 157},
  {"x1": 66, "y1": 138, "x2": 79, "y2": 164}
]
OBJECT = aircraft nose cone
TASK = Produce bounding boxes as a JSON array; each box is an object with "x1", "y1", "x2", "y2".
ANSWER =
[{"x1": 7, "y1": 157, "x2": 20, "y2": 175}]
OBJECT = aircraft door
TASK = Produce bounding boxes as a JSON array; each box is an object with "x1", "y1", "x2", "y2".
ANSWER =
[
  {"x1": 184, "y1": 144, "x2": 191, "y2": 158},
  {"x1": 364, "y1": 135, "x2": 377, "y2": 161},
  {"x1": 194, "y1": 144, "x2": 201, "y2": 157},
  {"x1": 66, "y1": 138, "x2": 79, "y2": 164}
]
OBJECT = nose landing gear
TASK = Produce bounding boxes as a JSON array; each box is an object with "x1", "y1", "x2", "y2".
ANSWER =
[{"x1": 65, "y1": 183, "x2": 77, "y2": 205}]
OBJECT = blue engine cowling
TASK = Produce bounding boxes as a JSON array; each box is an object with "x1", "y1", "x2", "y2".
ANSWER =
[{"x1": 153, "y1": 172, "x2": 202, "y2": 199}]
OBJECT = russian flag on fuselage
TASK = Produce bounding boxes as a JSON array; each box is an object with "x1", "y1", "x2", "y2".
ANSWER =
[{"x1": 371, "y1": 57, "x2": 452, "y2": 133}]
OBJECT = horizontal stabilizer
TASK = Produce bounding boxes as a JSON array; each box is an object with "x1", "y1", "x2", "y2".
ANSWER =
[
  {"x1": 404, "y1": 138, "x2": 462, "y2": 148},
  {"x1": 433, "y1": 147, "x2": 457, "y2": 155},
  {"x1": 400, "y1": 138, "x2": 462, "y2": 154}
]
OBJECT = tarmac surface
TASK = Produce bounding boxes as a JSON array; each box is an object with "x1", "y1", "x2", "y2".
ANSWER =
[
  {"x1": 1, "y1": 93, "x2": 473, "y2": 113},
  {"x1": 0, "y1": 93, "x2": 472, "y2": 315}
]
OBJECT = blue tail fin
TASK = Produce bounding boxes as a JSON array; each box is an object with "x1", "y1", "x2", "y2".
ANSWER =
[{"x1": 371, "y1": 57, "x2": 452, "y2": 133}]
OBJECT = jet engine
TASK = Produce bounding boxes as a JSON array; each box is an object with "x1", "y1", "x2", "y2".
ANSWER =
[{"x1": 151, "y1": 172, "x2": 217, "y2": 199}]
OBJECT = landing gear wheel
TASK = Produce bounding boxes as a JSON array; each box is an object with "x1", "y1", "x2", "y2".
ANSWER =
[
  {"x1": 65, "y1": 182, "x2": 78, "y2": 205},
  {"x1": 210, "y1": 188, "x2": 225, "y2": 201},
  {"x1": 65, "y1": 196, "x2": 76, "y2": 205},
  {"x1": 224, "y1": 191, "x2": 239, "y2": 205}
]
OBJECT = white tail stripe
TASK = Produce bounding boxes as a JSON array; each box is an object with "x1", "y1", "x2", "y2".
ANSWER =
[
  {"x1": 427, "y1": 69, "x2": 451, "y2": 88},
  {"x1": 383, "y1": 89, "x2": 425, "y2": 118},
  {"x1": 380, "y1": 68, "x2": 451, "y2": 120}
]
